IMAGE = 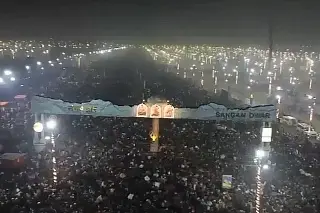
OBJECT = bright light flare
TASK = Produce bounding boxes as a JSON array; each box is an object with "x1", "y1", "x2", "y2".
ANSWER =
[
  {"x1": 256, "y1": 149, "x2": 265, "y2": 159},
  {"x1": 4, "y1": 70, "x2": 12, "y2": 76},
  {"x1": 307, "y1": 94, "x2": 315, "y2": 100},
  {"x1": 262, "y1": 164, "x2": 269, "y2": 170},
  {"x1": 46, "y1": 119, "x2": 57, "y2": 130},
  {"x1": 33, "y1": 122, "x2": 44, "y2": 133}
]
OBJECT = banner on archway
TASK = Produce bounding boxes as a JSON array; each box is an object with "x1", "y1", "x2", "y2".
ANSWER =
[{"x1": 31, "y1": 96, "x2": 277, "y2": 122}]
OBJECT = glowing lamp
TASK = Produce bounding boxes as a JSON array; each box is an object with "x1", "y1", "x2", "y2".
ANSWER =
[{"x1": 33, "y1": 122, "x2": 44, "y2": 133}]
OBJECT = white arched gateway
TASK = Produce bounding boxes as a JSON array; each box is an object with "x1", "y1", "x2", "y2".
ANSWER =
[
  {"x1": 31, "y1": 96, "x2": 275, "y2": 150},
  {"x1": 31, "y1": 96, "x2": 276, "y2": 213}
]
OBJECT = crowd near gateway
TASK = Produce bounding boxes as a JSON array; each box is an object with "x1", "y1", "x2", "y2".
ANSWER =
[
  {"x1": 31, "y1": 96, "x2": 276, "y2": 121},
  {"x1": 0, "y1": 43, "x2": 319, "y2": 213}
]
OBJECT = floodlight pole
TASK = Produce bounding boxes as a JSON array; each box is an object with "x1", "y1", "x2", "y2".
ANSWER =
[
  {"x1": 33, "y1": 113, "x2": 47, "y2": 152},
  {"x1": 51, "y1": 132, "x2": 58, "y2": 185},
  {"x1": 255, "y1": 121, "x2": 272, "y2": 213},
  {"x1": 46, "y1": 115, "x2": 58, "y2": 186},
  {"x1": 255, "y1": 159, "x2": 262, "y2": 213}
]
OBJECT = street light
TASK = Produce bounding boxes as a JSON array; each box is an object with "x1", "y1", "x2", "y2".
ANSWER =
[
  {"x1": 309, "y1": 76, "x2": 313, "y2": 90},
  {"x1": 33, "y1": 122, "x2": 44, "y2": 133},
  {"x1": 276, "y1": 95, "x2": 281, "y2": 118},
  {"x1": 4, "y1": 70, "x2": 12, "y2": 76},
  {"x1": 256, "y1": 149, "x2": 265, "y2": 159},
  {"x1": 233, "y1": 69, "x2": 238, "y2": 84},
  {"x1": 262, "y1": 164, "x2": 269, "y2": 170},
  {"x1": 276, "y1": 95, "x2": 281, "y2": 104},
  {"x1": 306, "y1": 96, "x2": 316, "y2": 133},
  {"x1": 0, "y1": 77, "x2": 4, "y2": 84},
  {"x1": 308, "y1": 106, "x2": 314, "y2": 133},
  {"x1": 46, "y1": 119, "x2": 57, "y2": 130},
  {"x1": 36, "y1": 61, "x2": 42, "y2": 66},
  {"x1": 33, "y1": 117, "x2": 58, "y2": 185},
  {"x1": 10, "y1": 77, "x2": 15, "y2": 82},
  {"x1": 307, "y1": 94, "x2": 315, "y2": 100}
]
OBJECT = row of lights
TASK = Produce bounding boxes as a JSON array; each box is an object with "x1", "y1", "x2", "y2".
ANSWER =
[{"x1": 255, "y1": 149, "x2": 269, "y2": 213}]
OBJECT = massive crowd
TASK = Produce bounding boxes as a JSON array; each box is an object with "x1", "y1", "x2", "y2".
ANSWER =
[{"x1": 0, "y1": 48, "x2": 319, "y2": 213}]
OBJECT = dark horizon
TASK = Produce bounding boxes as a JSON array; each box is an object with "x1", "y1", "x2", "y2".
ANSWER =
[{"x1": 0, "y1": 0, "x2": 319, "y2": 46}]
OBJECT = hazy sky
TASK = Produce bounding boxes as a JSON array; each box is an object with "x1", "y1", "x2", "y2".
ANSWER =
[{"x1": 1, "y1": 0, "x2": 319, "y2": 44}]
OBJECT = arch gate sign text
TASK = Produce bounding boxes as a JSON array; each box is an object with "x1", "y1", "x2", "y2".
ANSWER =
[{"x1": 31, "y1": 96, "x2": 276, "y2": 153}]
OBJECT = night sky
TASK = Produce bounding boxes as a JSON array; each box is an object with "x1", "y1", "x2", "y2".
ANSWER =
[{"x1": 1, "y1": 0, "x2": 319, "y2": 45}]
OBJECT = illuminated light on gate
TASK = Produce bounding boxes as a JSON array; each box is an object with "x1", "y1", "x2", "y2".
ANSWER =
[
  {"x1": 150, "y1": 132, "x2": 158, "y2": 142},
  {"x1": 33, "y1": 122, "x2": 44, "y2": 133}
]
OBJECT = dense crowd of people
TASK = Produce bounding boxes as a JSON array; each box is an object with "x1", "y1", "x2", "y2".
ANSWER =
[{"x1": 0, "y1": 48, "x2": 319, "y2": 213}]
